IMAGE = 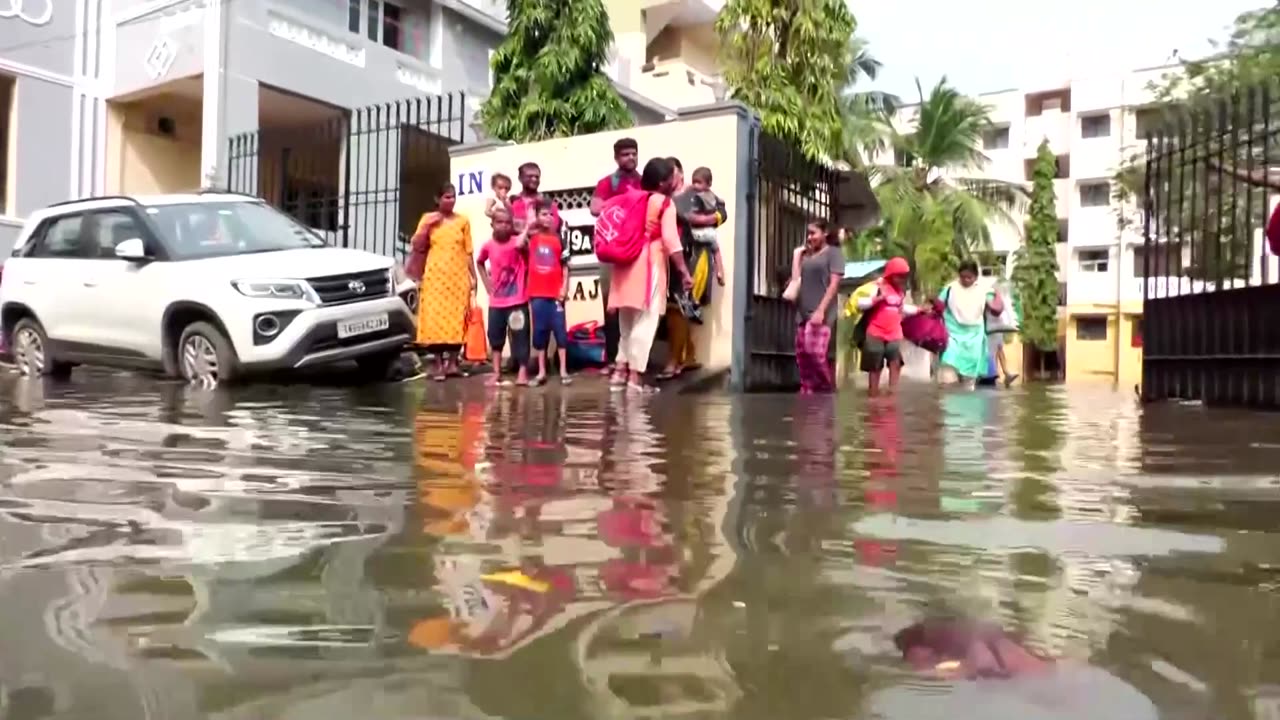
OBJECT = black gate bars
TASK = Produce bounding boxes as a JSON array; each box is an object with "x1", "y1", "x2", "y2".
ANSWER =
[
  {"x1": 1141, "y1": 84, "x2": 1280, "y2": 407},
  {"x1": 226, "y1": 92, "x2": 467, "y2": 261}
]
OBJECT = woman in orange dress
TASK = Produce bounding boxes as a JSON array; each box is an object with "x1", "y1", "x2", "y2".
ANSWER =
[{"x1": 407, "y1": 184, "x2": 476, "y2": 380}]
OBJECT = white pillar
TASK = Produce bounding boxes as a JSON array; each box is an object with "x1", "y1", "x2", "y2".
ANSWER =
[{"x1": 200, "y1": 0, "x2": 232, "y2": 187}]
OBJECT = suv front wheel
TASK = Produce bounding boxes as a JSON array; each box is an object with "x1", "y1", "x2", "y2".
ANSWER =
[
  {"x1": 355, "y1": 349, "x2": 406, "y2": 382},
  {"x1": 10, "y1": 318, "x2": 72, "y2": 379},
  {"x1": 178, "y1": 321, "x2": 239, "y2": 386}
]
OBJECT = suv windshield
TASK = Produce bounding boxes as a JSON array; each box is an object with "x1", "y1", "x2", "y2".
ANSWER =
[{"x1": 144, "y1": 201, "x2": 326, "y2": 260}]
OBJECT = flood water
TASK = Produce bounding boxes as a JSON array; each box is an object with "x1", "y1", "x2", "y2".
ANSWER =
[{"x1": 1, "y1": 371, "x2": 1279, "y2": 720}]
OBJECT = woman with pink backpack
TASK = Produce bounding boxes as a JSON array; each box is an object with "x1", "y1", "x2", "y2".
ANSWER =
[{"x1": 594, "y1": 157, "x2": 693, "y2": 393}]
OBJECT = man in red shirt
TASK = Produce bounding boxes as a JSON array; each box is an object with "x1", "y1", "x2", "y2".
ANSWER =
[
  {"x1": 510, "y1": 162, "x2": 561, "y2": 234},
  {"x1": 589, "y1": 138, "x2": 641, "y2": 215},
  {"x1": 589, "y1": 138, "x2": 640, "y2": 370}
]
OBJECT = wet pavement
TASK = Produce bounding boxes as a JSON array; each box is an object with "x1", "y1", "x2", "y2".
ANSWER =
[{"x1": 0, "y1": 370, "x2": 1279, "y2": 719}]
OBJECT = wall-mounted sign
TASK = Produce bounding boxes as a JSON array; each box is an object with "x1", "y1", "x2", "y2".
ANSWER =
[
  {"x1": 0, "y1": 0, "x2": 53, "y2": 26},
  {"x1": 561, "y1": 223, "x2": 594, "y2": 259},
  {"x1": 570, "y1": 278, "x2": 601, "y2": 302},
  {"x1": 456, "y1": 171, "x2": 485, "y2": 197}
]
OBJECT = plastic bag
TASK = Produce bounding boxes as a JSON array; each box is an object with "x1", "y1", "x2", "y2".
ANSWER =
[
  {"x1": 463, "y1": 305, "x2": 488, "y2": 362},
  {"x1": 985, "y1": 303, "x2": 1019, "y2": 334}
]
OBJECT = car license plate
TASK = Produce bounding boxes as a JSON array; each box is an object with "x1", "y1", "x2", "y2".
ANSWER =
[{"x1": 336, "y1": 314, "x2": 389, "y2": 339}]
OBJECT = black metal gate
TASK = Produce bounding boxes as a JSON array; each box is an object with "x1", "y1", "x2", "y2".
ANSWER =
[
  {"x1": 742, "y1": 128, "x2": 841, "y2": 391},
  {"x1": 1142, "y1": 85, "x2": 1280, "y2": 407},
  {"x1": 226, "y1": 93, "x2": 467, "y2": 261}
]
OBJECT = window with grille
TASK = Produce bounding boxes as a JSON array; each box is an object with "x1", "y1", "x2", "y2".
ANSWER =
[
  {"x1": 1076, "y1": 316, "x2": 1108, "y2": 341},
  {"x1": 1078, "y1": 181, "x2": 1110, "y2": 207},
  {"x1": 983, "y1": 126, "x2": 1010, "y2": 150},
  {"x1": 1078, "y1": 249, "x2": 1109, "y2": 273},
  {"x1": 1080, "y1": 114, "x2": 1111, "y2": 138}
]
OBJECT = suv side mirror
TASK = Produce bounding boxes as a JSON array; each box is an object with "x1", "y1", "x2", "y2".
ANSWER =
[{"x1": 115, "y1": 238, "x2": 149, "y2": 262}]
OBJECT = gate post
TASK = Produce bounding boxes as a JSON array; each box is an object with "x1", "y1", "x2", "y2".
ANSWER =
[
  {"x1": 730, "y1": 114, "x2": 759, "y2": 391},
  {"x1": 341, "y1": 113, "x2": 353, "y2": 249}
]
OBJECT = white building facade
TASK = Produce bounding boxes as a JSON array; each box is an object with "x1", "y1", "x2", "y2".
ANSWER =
[
  {"x1": 1, "y1": 0, "x2": 675, "y2": 257},
  {"x1": 883, "y1": 64, "x2": 1184, "y2": 382}
]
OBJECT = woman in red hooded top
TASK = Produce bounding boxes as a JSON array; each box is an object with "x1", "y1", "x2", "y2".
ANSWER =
[{"x1": 855, "y1": 257, "x2": 918, "y2": 396}]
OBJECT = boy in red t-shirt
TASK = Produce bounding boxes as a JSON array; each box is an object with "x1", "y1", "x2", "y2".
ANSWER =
[
  {"x1": 525, "y1": 200, "x2": 572, "y2": 386},
  {"x1": 855, "y1": 257, "x2": 917, "y2": 396}
]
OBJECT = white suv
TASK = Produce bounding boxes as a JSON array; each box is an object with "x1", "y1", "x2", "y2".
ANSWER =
[{"x1": 0, "y1": 192, "x2": 419, "y2": 384}]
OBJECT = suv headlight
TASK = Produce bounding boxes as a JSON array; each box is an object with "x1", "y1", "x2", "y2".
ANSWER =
[
  {"x1": 392, "y1": 263, "x2": 409, "y2": 287},
  {"x1": 232, "y1": 279, "x2": 311, "y2": 300}
]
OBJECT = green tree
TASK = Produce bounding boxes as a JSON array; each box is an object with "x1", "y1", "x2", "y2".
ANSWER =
[
  {"x1": 1012, "y1": 141, "x2": 1061, "y2": 367},
  {"x1": 871, "y1": 79, "x2": 1028, "y2": 299},
  {"x1": 1112, "y1": 4, "x2": 1280, "y2": 281},
  {"x1": 716, "y1": 0, "x2": 857, "y2": 161},
  {"x1": 1153, "y1": 4, "x2": 1280, "y2": 104},
  {"x1": 478, "y1": 0, "x2": 631, "y2": 142},
  {"x1": 840, "y1": 36, "x2": 898, "y2": 165}
]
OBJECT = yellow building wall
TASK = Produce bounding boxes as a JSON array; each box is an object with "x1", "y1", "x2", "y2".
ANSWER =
[
  {"x1": 1117, "y1": 307, "x2": 1143, "y2": 389},
  {"x1": 449, "y1": 111, "x2": 743, "y2": 372},
  {"x1": 104, "y1": 98, "x2": 201, "y2": 195},
  {"x1": 1004, "y1": 335, "x2": 1025, "y2": 376},
  {"x1": 1064, "y1": 305, "x2": 1143, "y2": 385},
  {"x1": 604, "y1": 0, "x2": 646, "y2": 33}
]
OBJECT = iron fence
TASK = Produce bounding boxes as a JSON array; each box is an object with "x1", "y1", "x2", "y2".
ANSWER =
[
  {"x1": 743, "y1": 127, "x2": 841, "y2": 391},
  {"x1": 226, "y1": 93, "x2": 467, "y2": 261},
  {"x1": 1141, "y1": 84, "x2": 1280, "y2": 407}
]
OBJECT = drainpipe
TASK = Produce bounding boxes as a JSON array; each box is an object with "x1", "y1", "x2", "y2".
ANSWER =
[{"x1": 200, "y1": 0, "x2": 231, "y2": 188}]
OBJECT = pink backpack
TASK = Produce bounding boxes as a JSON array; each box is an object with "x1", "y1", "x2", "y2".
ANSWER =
[{"x1": 593, "y1": 190, "x2": 669, "y2": 265}]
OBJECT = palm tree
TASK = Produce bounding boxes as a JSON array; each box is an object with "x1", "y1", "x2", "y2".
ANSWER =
[
  {"x1": 840, "y1": 36, "x2": 897, "y2": 164},
  {"x1": 869, "y1": 77, "x2": 1027, "y2": 297}
]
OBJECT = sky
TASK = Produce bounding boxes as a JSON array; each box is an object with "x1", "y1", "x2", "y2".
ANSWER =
[{"x1": 853, "y1": 0, "x2": 1266, "y2": 99}]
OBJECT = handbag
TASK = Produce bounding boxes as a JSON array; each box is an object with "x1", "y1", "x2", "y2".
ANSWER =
[
  {"x1": 781, "y1": 246, "x2": 803, "y2": 302},
  {"x1": 782, "y1": 276, "x2": 801, "y2": 302}
]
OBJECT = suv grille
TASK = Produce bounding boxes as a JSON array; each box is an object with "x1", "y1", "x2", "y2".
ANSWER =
[{"x1": 308, "y1": 269, "x2": 391, "y2": 306}]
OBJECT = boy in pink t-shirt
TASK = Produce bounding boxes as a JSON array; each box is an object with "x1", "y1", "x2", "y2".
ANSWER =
[
  {"x1": 855, "y1": 257, "x2": 917, "y2": 396},
  {"x1": 477, "y1": 207, "x2": 530, "y2": 386}
]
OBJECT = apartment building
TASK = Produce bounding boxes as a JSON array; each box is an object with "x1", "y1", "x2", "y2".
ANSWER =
[
  {"x1": 884, "y1": 64, "x2": 1190, "y2": 383},
  {"x1": 1, "y1": 0, "x2": 676, "y2": 256},
  {"x1": 0, "y1": 1, "x2": 97, "y2": 254},
  {"x1": 605, "y1": 0, "x2": 726, "y2": 110}
]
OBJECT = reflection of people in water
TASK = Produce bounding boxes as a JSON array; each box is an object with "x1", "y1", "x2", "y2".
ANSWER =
[
  {"x1": 794, "y1": 396, "x2": 838, "y2": 509},
  {"x1": 491, "y1": 393, "x2": 567, "y2": 541},
  {"x1": 856, "y1": 398, "x2": 901, "y2": 567},
  {"x1": 939, "y1": 391, "x2": 997, "y2": 514},
  {"x1": 415, "y1": 400, "x2": 488, "y2": 539},
  {"x1": 408, "y1": 555, "x2": 574, "y2": 656},
  {"x1": 597, "y1": 496, "x2": 678, "y2": 599}
]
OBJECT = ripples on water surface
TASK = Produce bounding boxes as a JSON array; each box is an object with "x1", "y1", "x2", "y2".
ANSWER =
[{"x1": 1, "y1": 371, "x2": 1279, "y2": 719}]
